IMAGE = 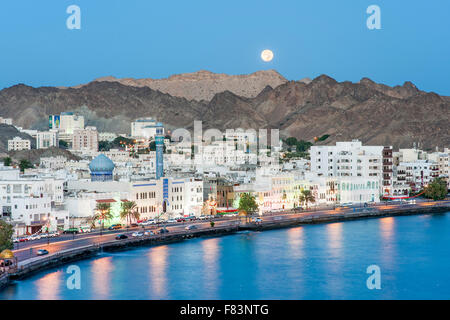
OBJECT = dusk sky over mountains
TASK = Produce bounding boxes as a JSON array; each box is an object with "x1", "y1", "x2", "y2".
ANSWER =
[{"x1": 1, "y1": 0, "x2": 449, "y2": 94}]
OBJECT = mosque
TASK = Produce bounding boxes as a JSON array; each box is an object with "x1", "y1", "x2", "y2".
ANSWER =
[{"x1": 89, "y1": 154, "x2": 115, "y2": 182}]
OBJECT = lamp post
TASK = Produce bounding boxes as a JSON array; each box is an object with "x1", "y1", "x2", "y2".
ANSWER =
[{"x1": 72, "y1": 217, "x2": 75, "y2": 240}]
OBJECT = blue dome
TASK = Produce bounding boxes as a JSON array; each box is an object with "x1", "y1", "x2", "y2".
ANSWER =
[{"x1": 89, "y1": 154, "x2": 115, "y2": 173}]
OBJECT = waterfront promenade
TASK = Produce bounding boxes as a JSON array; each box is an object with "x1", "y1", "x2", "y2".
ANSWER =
[{"x1": 5, "y1": 199, "x2": 450, "y2": 283}]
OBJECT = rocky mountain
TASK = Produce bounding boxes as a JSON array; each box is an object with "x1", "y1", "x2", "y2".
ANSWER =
[
  {"x1": 0, "y1": 72, "x2": 449, "y2": 149},
  {"x1": 67, "y1": 70, "x2": 288, "y2": 101},
  {"x1": 8, "y1": 147, "x2": 80, "y2": 165}
]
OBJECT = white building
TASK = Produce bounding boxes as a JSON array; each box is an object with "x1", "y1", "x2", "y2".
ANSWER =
[
  {"x1": 0, "y1": 117, "x2": 13, "y2": 125},
  {"x1": 310, "y1": 140, "x2": 383, "y2": 180},
  {"x1": 40, "y1": 156, "x2": 68, "y2": 170},
  {"x1": 131, "y1": 118, "x2": 164, "y2": 139},
  {"x1": 400, "y1": 160, "x2": 440, "y2": 192},
  {"x1": 7, "y1": 137, "x2": 31, "y2": 151},
  {"x1": 36, "y1": 129, "x2": 58, "y2": 149},
  {"x1": 58, "y1": 112, "x2": 85, "y2": 135},
  {"x1": 99, "y1": 132, "x2": 118, "y2": 142},
  {"x1": 0, "y1": 173, "x2": 66, "y2": 235},
  {"x1": 66, "y1": 177, "x2": 203, "y2": 224}
]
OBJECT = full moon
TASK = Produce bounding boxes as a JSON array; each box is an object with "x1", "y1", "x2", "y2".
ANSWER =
[{"x1": 261, "y1": 49, "x2": 274, "y2": 62}]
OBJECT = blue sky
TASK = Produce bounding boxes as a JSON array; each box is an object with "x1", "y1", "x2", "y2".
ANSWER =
[{"x1": 0, "y1": 0, "x2": 449, "y2": 95}]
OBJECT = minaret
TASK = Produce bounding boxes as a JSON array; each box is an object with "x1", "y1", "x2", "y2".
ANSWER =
[{"x1": 155, "y1": 122, "x2": 164, "y2": 179}]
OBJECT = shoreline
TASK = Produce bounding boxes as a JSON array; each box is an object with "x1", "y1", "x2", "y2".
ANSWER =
[{"x1": 1, "y1": 203, "x2": 449, "y2": 290}]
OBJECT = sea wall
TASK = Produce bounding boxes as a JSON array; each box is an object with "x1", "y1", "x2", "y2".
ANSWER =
[
  {"x1": 10, "y1": 225, "x2": 240, "y2": 280},
  {"x1": 0, "y1": 273, "x2": 8, "y2": 290},
  {"x1": 244, "y1": 204, "x2": 450, "y2": 231},
  {"x1": 4, "y1": 203, "x2": 450, "y2": 286}
]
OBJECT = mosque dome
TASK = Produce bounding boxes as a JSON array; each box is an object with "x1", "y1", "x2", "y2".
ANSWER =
[{"x1": 89, "y1": 154, "x2": 115, "y2": 173}]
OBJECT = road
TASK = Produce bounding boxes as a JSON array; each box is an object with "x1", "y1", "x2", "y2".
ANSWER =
[{"x1": 12, "y1": 199, "x2": 450, "y2": 262}]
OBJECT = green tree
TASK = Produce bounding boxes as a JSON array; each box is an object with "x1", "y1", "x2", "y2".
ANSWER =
[
  {"x1": 424, "y1": 178, "x2": 448, "y2": 200},
  {"x1": 299, "y1": 189, "x2": 316, "y2": 209},
  {"x1": 3, "y1": 157, "x2": 12, "y2": 167},
  {"x1": 317, "y1": 134, "x2": 330, "y2": 142},
  {"x1": 296, "y1": 140, "x2": 313, "y2": 152},
  {"x1": 285, "y1": 137, "x2": 298, "y2": 146},
  {"x1": 19, "y1": 159, "x2": 33, "y2": 172},
  {"x1": 94, "y1": 202, "x2": 113, "y2": 235},
  {"x1": 238, "y1": 193, "x2": 259, "y2": 222},
  {"x1": 0, "y1": 220, "x2": 14, "y2": 251},
  {"x1": 111, "y1": 136, "x2": 135, "y2": 150},
  {"x1": 120, "y1": 201, "x2": 140, "y2": 227},
  {"x1": 98, "y1": 140, "x2": 111, "y2": 151},
  {"x1": 59, "y1": 140, "x2": 69, "y2": 149}
]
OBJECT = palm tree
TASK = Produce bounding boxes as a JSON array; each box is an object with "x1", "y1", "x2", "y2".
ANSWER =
[
  {"x1": 238, "y1": 193, "x2": 258, "y2": 223},
  {"x1": 120, "y1": 201, "x2": 140, "y2": 228},
  {"x1": 94, "y1": 202, "x2": 113, "y2": 235},
  {"x1": 299, "y1": 189, "x2": 315, "y2": 209}
]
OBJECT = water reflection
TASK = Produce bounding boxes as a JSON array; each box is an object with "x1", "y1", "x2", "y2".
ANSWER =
[
  {"x1": 201, "y1": 238, "x2": 220, "y2": 299},
  {"x1": 287, "y1": 227, "x2": 304, "y2": 259},
  {"x1": 148, "y1": 245, "x2": 169, "y2": 299},
  {"x1": 91, "y1": 256, "x2": 113, "y2": 299},
  {"x1": 324, "y1": 223, "x2": 344, "y2": 298},
  {"x1": 326, "y1": 223, "x2": 343, "y2": 258},
  {"x1": 379, "y1": 217, "x2": 396, "y2": 267},
  {"x1": 380, "y1": 217, "x2": 395, "y2": 242},
  {"x1": 36, "y1": 271, "x2": 61, "y2": 300}
]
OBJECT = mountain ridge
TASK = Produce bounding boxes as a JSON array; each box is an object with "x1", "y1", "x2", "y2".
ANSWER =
[{"x1": 0, "y1": 71, "x2": 449, "y2": 149}]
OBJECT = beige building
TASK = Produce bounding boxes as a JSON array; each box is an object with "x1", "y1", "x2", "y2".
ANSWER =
[
  {"x1": 72, "y1": 126, "x2": 98, "y2": 152},
  {"x1": 7, "y1": 137, "x2": 31, "y2": 151}
]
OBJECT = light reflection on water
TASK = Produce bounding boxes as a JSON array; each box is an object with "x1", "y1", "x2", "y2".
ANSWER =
[
  {"x1": 2, "y1": 212, "x2": 450, "y2": 300},
  {"x1": 201, "y1": 238, "x2": 220, "y2": 299},
  {"x1": 90, "y1": 256, "x2": 113, "y2": 299},
  {"x1": 148, "y1": 245, "x2": 169, "y2": 299},
  {"x1": 36, "y1": 270, "x2": 61, "y2": 300}
]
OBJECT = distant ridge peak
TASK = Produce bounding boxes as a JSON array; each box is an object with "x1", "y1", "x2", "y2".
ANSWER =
[{"x1": 74, "y1": 70, "x2": 288, "y2": 101}]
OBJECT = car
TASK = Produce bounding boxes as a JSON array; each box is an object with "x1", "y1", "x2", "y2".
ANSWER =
[
  {"x1": 139, "y1": 220, "x2": 156, "y2": 226},
  {"x1": 115, "y1": 234, "x2": 128, "y2": 240},
  {"x1": 108, "y1": 224, "x2": 123, "y2": 230},
  {"x1": 144, "y1": 230, "x2": 155, "y2": 236},
  {"x1": 198, "y1": 215, "x2": 209, "y2": 220},
  {"x1": 339, "y1": 203, "x2": 353, "y2": 207},
  {"x1": 63, "y1": 228, "x2": 79, "y2": 234},
  {"x1": 49, "y1": 232, "x2": 59, "y2": 237},
  {"x1": 13, "y1": 238, "x2": 19, "y2": 243},
  {"x1": 176, "y1": 218, "x2": 186, "y2": 223},
  {"x1": 185, "y1": 225, "x2": 198, "y2": 231},
  {"x1": 132, "y1": 231, "x2": 144, "y2": 237},
  {"x1": 130, "y1": 223, "x2": 139, "y2": 227},
  {"x1": 19, "y1": 237, "x2": 28, "y2": 242},
  {"x1": 252, "y1": 217, "x2": 263, "y2": 223},
  {"x1": 167, "y1": 219, "x2": 176, "y2": 223},
  {"x1": 36, "y1": 249, "x2": 49, "y2": 256},
  {"x1": 159, "y1": 228, "x2": 169, "y2": 234},
  {"x1": 186, "y1": 216, "x2": 197, "y2": 221}
]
